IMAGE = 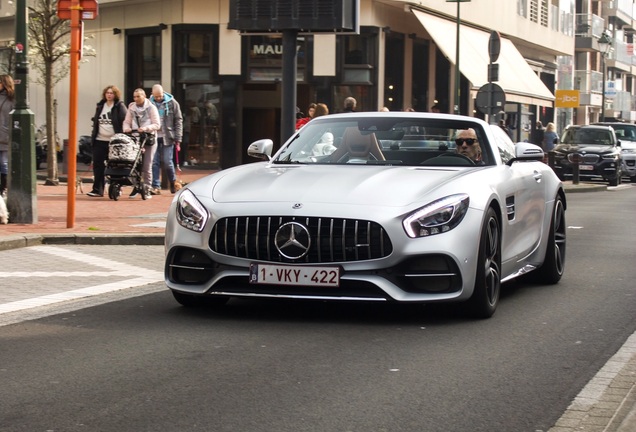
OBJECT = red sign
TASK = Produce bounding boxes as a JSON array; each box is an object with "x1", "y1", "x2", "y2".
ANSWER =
[{"x1": 57, "y1": 0, "x2": 99, "y2": 20}]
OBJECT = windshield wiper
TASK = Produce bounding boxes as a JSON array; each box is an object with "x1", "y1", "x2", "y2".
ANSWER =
[{"x1": 272, "y1": 160, "x2": 306, "y2": 164}]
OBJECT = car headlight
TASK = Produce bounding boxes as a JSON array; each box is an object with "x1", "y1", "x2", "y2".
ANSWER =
[
  {"x1": 601, "y1": 153, "x2": 620, "y2": 160},
  {"x1": 403, "y1": 194, "x2": 469, "y2": 238},
  {"x1": 621, "y1": 148, "x2": 636, "y2": 154},
  {"x1": 176, "y1": 189, "x2": 209, "y2": 232}
]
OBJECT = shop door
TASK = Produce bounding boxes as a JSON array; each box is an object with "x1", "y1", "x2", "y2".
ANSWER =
[{"x1": 176, "y1": 84, "x2": 221, "y2": 167}]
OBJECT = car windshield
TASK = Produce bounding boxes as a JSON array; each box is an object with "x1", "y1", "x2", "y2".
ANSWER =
[
  {"x1": 273, "y1": 116, "x2": 492, "y2": 166},
  {"x1": 610, "y1": 126, "x2": 636, "y2": 142},
  {"x1": 562, "y1": 128, "x2": 613, "y2": 145}
]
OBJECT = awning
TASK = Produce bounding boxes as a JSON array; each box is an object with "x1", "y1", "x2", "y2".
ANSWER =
[{"x1": 412, "y1": 9, "x2": 555, "y2": 107}]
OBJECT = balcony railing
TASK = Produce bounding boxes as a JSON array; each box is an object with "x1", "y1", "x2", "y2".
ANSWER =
[
  {"x1": 575, "y1": 13, "x2": 605, "y2": 38},
  {"x1": 606, "y1": 0, "x2": 634, "y2": 18},
  {"x1": 574, "y1": 70, "x2": 603, "y2": 94}
]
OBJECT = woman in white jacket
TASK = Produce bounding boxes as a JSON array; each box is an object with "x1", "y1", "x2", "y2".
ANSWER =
[{"x1": 123, "y1": 88, "x2": 161, "y2": 198}]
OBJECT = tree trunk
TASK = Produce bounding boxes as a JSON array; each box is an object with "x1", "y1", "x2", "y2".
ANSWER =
[{"x1": 44, "y1": 54, "x2": 58, "y2": 185}]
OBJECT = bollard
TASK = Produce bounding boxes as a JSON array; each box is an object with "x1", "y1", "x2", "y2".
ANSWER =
[
  {"x1": 570, "y1": 153, "x2": 581, "y2": 185},
  {"x1": 62, "y1": 139, "x2": 69, "y2": 175}
]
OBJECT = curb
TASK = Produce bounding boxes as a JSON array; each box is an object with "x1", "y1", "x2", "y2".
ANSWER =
[{"x1": 0, "y1": 233, "x2": 164, "y2": 251}]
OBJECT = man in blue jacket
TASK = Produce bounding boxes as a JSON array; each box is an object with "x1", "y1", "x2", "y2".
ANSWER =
[{"x1": 149, "y1": 84, "x2": 183, "y2": 194}]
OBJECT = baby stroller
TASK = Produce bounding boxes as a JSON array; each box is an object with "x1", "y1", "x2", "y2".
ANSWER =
[{"x1": 105, "y1": 132, "x2": 150, "y2": 201}]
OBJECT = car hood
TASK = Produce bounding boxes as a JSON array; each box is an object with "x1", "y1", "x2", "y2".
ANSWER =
[
  {"x1": 554, "y1": 143, "x2": 617, "y2": 154},
  {"x1": 208, "y1": 163, "x2": 475, "y2": 207}
]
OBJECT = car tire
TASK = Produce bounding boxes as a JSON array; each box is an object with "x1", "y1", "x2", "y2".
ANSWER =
[
  {"x1": 631, "y1": 175, "x2": 636, "y2": 183},
  {"x1": 172, "y1": 290, "x2": 229, "y2": 308},
  {"x1": 466, "y1": 207, "x2": 501, "y2": 319},
  {"x1": 532, "y1": 194, "x2": 566, "y2": 284}
]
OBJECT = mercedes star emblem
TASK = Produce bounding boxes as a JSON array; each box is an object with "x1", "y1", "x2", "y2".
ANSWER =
[{"x1": 275, "y1": 222, "x2": 311, "y2": 259}]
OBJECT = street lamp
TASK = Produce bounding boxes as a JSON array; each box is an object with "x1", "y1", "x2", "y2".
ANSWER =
[
  {"x1": 598, "y1": 31, "x2": 612, "y2": 122},
  {"x1": 447, "y1": 0, "x2": 471, "y2": 115}
]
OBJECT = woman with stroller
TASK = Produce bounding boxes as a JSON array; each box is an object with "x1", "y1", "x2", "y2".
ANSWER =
[
  {"x1": 87, "y1": 85, "x2": 127, "y2": 197},
  {"x1": 123, "y1": 88, "x2": 161, "y2": 198}
]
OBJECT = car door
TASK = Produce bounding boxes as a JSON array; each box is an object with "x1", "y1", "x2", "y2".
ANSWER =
[{"x1": 490, "y1": 126, "x2": 546, "y2": 266}]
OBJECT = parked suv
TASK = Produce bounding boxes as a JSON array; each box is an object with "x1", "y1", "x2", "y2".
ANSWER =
[
  {"x1": 552, "y1": 125, "x2": 623, "y2": 186},
  {"x1": 593, "y1": 122, "x2": 636, "y2": 182}
]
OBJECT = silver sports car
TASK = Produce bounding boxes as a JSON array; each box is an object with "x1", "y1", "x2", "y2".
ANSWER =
[{"x1": 165, "y1": 113, "x2": 566, "y2": 318}]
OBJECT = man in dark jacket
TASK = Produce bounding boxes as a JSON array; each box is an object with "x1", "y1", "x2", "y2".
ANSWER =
[
  {"x1": 149, "y1": 84, "x2": 183, "y2": 194},
  {"x1": 532, "y1": 121, "x2": 545, "y2": 148}
]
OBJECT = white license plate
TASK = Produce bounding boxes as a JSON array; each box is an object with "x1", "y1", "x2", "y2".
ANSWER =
[
  {"x1": 579, "y1": 164, "x2": 594, "y2": 171},
  {"x1": 249, "y1": 263, "x2": 340, "y2": 287}
]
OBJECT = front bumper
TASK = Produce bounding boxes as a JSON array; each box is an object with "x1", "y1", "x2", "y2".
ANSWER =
[{"x1": 552, "y1": 157, "x2": 621, "y2": 181}]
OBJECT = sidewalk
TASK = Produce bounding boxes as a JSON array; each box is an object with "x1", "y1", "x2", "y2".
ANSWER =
[{"x1": 0, "y1": 163, "x2": 217, "y2": 249}]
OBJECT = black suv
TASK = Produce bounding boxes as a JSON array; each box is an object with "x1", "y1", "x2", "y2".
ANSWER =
[{"x1": 552, "y1": 125, "x2": 623, "y2": 186}]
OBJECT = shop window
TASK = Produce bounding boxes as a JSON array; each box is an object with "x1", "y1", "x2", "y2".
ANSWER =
[
  {"x1": 246, "y1": 35, "x2": 307, "y2": 83},
  {"x1": 340, "y1": 33, "x2": 375, "y2": 85},
  {"x1": 173, "y1": 27, "x2": 220, "y2": 167},
  {"x1": 125, "y1": 31, "x2": 161, "y2": 98},
  {"x1": 384, "y1": 33, "x2": 404, "y2": 111},
  {"x1": 175, "y1": 31, "x2": 215, "y2": 82},
  {"x1": 335, "y1": 31, "x2": 377, "y2": 111}
]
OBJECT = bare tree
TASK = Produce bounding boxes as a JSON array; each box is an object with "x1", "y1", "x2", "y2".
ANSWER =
[
  {"x1": 27, "y1": 0, "x2": 70, "y2": 185},
  {"x1": 28, "y1": 0, "x2": 95, "y2": 185}
]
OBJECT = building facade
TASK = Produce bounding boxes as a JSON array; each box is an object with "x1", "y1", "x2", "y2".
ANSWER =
[
  {"x1": 573, "y1": 0, "x2": 636, "y2": 125},
  {"x1": 0, "y1": 0, "x2": 585, "y2": 168}
]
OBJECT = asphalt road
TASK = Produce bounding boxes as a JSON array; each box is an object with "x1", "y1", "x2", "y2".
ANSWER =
[{"x1": 0, "y1": 188, "x2": 635, "y2": 432}]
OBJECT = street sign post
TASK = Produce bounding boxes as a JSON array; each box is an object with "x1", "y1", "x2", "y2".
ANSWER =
[
  {"x1": 57, "y1": 0, "x2": 98, "y2": 228},
  {"x1": 487, "y1": 31, "x2": 501, "y2": 124}
]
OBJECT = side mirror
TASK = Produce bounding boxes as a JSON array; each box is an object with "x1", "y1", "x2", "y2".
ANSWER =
[
  {"x1": 247, "y1": 139, "x2": 273, "y2": 160},
  {"x1": 507, "y1": 142, "x2": 544, "y2": 166}
]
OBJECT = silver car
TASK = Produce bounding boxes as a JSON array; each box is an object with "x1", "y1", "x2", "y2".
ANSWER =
[
  {"x1": 593, "y1": 122, "x2": 636, "y2": 182},
  {"x1": 165, "y1": 113, "x2": 566, "y2": 318}
]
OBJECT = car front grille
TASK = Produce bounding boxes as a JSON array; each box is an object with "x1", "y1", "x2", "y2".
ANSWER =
[
  {"x1": 210, "y1": 216, "x2": 393, "y2": 263},
  {"x1": 581, "y1": 154, "x2": 600, "y2": 163}
]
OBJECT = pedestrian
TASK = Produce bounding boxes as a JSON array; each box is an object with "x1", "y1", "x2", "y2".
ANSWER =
[
  {"x1": 499, "y1": 119, "x2": 512, "y2": 138},
  {"x1": 122, "y1": 88, "x2": 161, "y2": 198},
  {"x1": 532, "y1": 121, "x2": 545, "y2": 147},
  {"x1": 87, "y1": 85, "x2": 127, "y2": 197},
  {"x1": 343, "y1": 96, "x2": 356, "y2": 113},
  {"x1": 295, "y1": 102, "x2": 316, "y2": 130},
  {"x1": 543, "y1": 122, "x2": 559, "y2": 152},
  {"x1": 0, "y1": 74, "x2": 15, "y2": 198},
  {"x1": 149, "y1": 84, "x2": 183, "y2": 195},
  {"x1": 313, "y1": 103, "x2": 329, "y2": 118},
  {"x1": 430, "y1": 104, "x2": 441, "y2": 113}
]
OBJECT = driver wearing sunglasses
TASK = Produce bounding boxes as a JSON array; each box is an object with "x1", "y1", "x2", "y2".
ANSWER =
[{"x1": 455, "y1": 128, "x2": 483, "y2": 163}]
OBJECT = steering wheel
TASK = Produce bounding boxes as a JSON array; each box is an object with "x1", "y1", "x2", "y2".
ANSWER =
[
  {"x1": 442, "y1": 152, "x2": 476, "y2": 164},
  {"x1": 421, "y1": 152, "x2": 476, "y2": 166}
]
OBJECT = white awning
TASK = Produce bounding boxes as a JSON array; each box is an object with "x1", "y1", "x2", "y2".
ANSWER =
[{"x1": 412, "y1": 9, "x2": 555, "y2": 107}]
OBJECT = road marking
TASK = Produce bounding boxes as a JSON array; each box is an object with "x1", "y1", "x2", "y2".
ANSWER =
[
  {"x1": 0, "y1": 276, "x2": 162, "y2": 314},
  {"x1": 0, "y1": 246, "x2": 163, "y2": 315}
]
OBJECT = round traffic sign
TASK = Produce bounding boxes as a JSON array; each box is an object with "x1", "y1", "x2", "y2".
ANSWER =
[{"x1": 475, "y1": 83, "x2": 506, "y2": 115}]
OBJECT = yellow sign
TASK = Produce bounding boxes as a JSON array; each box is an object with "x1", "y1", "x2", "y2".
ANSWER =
[{"x1": 555, "y1": 90, "x2": 580, "y2": 108}]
